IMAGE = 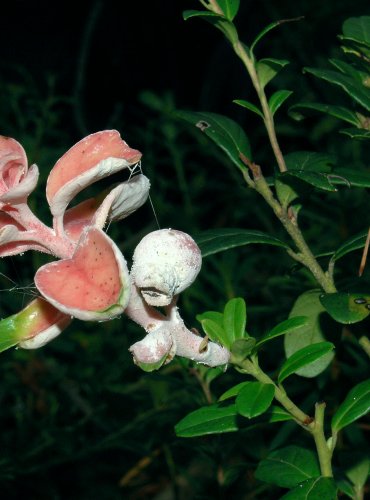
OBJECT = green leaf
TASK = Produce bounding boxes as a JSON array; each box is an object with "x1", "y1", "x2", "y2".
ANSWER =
[
  {"x1": 333, "y1": 230, "x2": 368, "y2": 260},
  {"x1": 304, "y1": 67, "x2": 370, "y2": 112},
  {"x1": 175, "y1": 404, "x2": 238, "y2": 437},
  {"x1": 196, "y1": 311, "x2": 224, "y2": 329},
  {"x1": 235, "y1": 382, "x2": 275, "y2": 418},
  {"x1": 223, "y1": 297, "x2": 247, "y2": 344},
  {"x1": 194, "y1": 228, "x2": 288, "y2": 257},
  {"x1": 279, "y1": 342, "x2": 334, "y2": 383},
  {"x1": 320, "y1": 292, "x2": 370, "y2": 324},
  {"x1": 256, "y1": 316, "x2": 308, "y2": 348},
  {"x1": 230, "y1": 338, "x2": 256, "y2": 362},
  {"x1": 344, "y1": 454, "x2": 370, "y2": 490},
  {"x1": 254, "y1": 445, "x2": 320, "y2": 488},
  {"x1": 182, "y1": 10, "x2": 238, "y2": 44},
  {"x1": 290, "y1": 102, "x2": 362, "y2": 127},
  {"x1": 341, "y1": 127, "x2": 370, "y2": 140},
  {"x1": 250, "y1": 18, "x2": 304, "y2": 54},
  {"x1": 219, "y1": 381, "x2": 251, "y2": 401},
  {"x1": 199, "y1": 318, "x2": 227, "y2": 346},
  {"x1": 217, "y1": 0, "x2": 240, "y2": 21},
  {"x1": 275, "y1": 178, "x2": 300, "y2": 209},
  {"x1": 268, "y1": 90, "x2": 293, "y2": 116},
  {"x1": 285, "y1": 291, "x2": 335, "y2": 377},
  {"x1": 332, "y1": 379, "x2": 370, "y2": 432},
  {"x1": 280, "y1": 477, "x2": 338, "y2": 500},
  {"x1": 282, "y1": 151, "x2": 338, "y2": 192},
  {"x1": 331, "y1": 167, "x2": 370, "y2": 187},
  {"x1": 233, "y1": 99, "x2": 264, "y2": 118},
  {"x1": 342, "y1": 16, "x2": 370, "y2": 46},
  {"x1": 257, "y1": 58, "x2": 290, "y2": 88},
  {"x1": 176, "y1": 110, "x2": 251, "y2": 171},
  {"x1": 266, "y1": 405, "x2": 293, "y2": 423}
]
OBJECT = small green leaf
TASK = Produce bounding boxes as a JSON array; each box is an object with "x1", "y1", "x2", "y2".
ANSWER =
[
  {"x1": 332, "y1": 379, "x2": 370, "y2": 432},
  {"x1": 280, "y1": 477, "x2": 337, "y2": 500},
  {"x1": 320, "y1": 292, "x2": 370, "y2": 324},
  {"x1": 275, "y1": 178, "x2": 300, "y2": 209},
  {"x1": 304, "y1": 67, "x2": 370, "y2": 112},
  {"x1": 290, "y1": 102, "x2": 362, "y2": 127},
  {"x1": 219, "y1": 381, "x2": 251, "y2": 401},
  {"x1": 333, "y1": 230, "x2": 368, "y2": 261},
  {"x1": 254, "y1": 446, "x2": 320, "y2": 488},
  {"x1": 223, "y1": 297, "x2": 247, "y2": 344},
  {"x1": 199, "y1": 318, "x2": 226, "y2": 346},
  {"x1": 176, "y1": 110, "x2": 251, "y2": 171},
  {"x1": 279, "y1": 342, "x2": 334, "y2": 383},
  {"x1": 256, "y1": 316, "x2": 308, "y2": 348},
  {"x1": 269, "y1": 90, "x2": 293, "y2": 116},
  {"x1": 342, "y1": 16, "x2": 370, "y2": 46},
  {"x1": 233, "y1": 99, "x2": 264, "y2": 118},
  {"x1": 236, "y1": 382, "x2": 275, "y2": 418},
  {"x1": 175, "y1": 404, "x2": 238, "y2": 437},
  {"x1": 266, "y1": 405, "x2": 293, "y2": 423},
  {"x1": 285, "y1": 291, "x2": 335, "y2": 378},
  {"x1": 230, "y1": 338, "x2": 256, "y2": 363},
  {"x1": 217, "y1": 0, "x2": 240, "y2": 21},
  {"x1": 197, "y1": 311, "x2": 224, "y2": 329},
  {"x1": 341, "y1": 128, "x2": 370, "y2": 140},
  {"x1": 251, "y1": 17, "x2": 303, "y2": 54},
  {"x1": 257, "y1": 58, "x2": 290, "y2": 88},
  {"x1": 194, "y1": 228, "x2": 288, "y2": 257},
  {"x1": 182, "y1": 10, "x2": 238, "y2": 44},
  {"x1": 344, "y1": 454, "x2": 370, "y2": 490}
]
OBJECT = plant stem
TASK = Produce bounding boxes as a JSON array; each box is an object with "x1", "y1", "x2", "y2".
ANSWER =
[
  {"x1": 235, "y1": 358, "x2": 334, "y2": 476},
  {"x1": 233, "y1": 41, "x2": 287, "y2": 173},
  {"x1": 311, "y1": 402, "x2": 333, "y2": 477},
  {"x1": 240, "y1": 159, "x2": 337, "y2": 293}
]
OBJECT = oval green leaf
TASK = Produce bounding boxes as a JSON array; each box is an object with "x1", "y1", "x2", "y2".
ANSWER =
[
  {"x1": 175, "y1": 404, "x2": 238, "y2": 437},
  {"x1": 199, "y1": 318, "x2": 226, "y2": 346},
  {"x1": 280, "y1": 477, "x2": 337, "y2": 500},
  {"x1": 333, "y1": 230, "x2": 368, "y2": 261},
  {"x1": 236, "y1": 381, "x2": 275, "y2": 418},
  {"x1": 254, "y1": 445, "x2": 320, "y2": 488},
  {"x1": 285, "y1": 291, "x2": 335, "y2": 378},
  {"x1": 290, "y1": 102, "x2": 362, "y2": 127},
  {"x1": 223, "y1": 297, "x2": 247, "y2": 344},
  {"x1": 269, "y1": 89, "x2": 293, "y2": 116},
  {"x1": 256, "y1": 316, "x2": 308, "y2": 348},
  {"x1": 257, "y1": 58, "x2": 290, "y2": 88},
  {"x1": 219, "y1": 381, "x2": 252, "y2": 401},
  {"x1": 194, "y1": 228, "x2": 288, "y2": 257},
  {"x1": 176, "y1": 110, "x2": 251, "y2": 171},
  {"x1": 233, "y1": 99, "x2": 264, "y2": 118},
  {"x1": 279, "y1": 342, "x2": 335, "y2": 384},
  {"x1": 217, "y1": 0, "x2": 240, "y2": 21},
  {"x1": 320, "y1": 292, "x2": 370, "y2": 324},
  {"x1": 332, "y1": 379, "x2": 370, "y2": 432}
]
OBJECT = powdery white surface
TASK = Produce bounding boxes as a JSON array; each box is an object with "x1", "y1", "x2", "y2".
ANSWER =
[{"x1": 131, "y1": 229, "x2": 202, "y2": 306}]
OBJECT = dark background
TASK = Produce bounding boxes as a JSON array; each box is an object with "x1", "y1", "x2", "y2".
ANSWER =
[
  {"x1": 1, "y1": 0, "x2": 369, "y2": 137},
  {"x1": 0, "y1": 1, "x2": 369, "y2": 499}
]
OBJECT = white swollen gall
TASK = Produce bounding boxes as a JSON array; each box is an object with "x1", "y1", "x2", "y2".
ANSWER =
[{"x1": 131, "y1": 229, "x2": 202, "y2": 307}]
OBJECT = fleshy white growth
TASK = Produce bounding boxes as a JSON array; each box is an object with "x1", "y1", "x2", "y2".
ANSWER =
[{"x1": 131, "y1": 229, "x2": 202, "y2": 306}]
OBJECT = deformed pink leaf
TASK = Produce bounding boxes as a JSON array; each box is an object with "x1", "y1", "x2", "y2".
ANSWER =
[
  {"x1": 35, "y1": 227, "x2": 130, "y2": 320},
  {"x1": 0, "y1": 136, "x2": 39, "y2": 204},
  {"x1": 63, "y1": 198, "x2": 99, "y2": 242},
  {"x1": 46, "y1": 130, "x2": 142, "y2": 218},
  {"x1": 0, "y1": 212, "x2": 51, "y2": 257}
]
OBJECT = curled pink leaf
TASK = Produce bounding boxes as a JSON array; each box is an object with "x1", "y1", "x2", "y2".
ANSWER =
[
  {"x1": 0, "y1": 136, "x2": 39, "y2": 205},
  {"x1": 46, "y1": 130, "x2": 142, "y2": 218},
  {"x1": 35, "y1": 227, "x2": 130, "y2": 321}
]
